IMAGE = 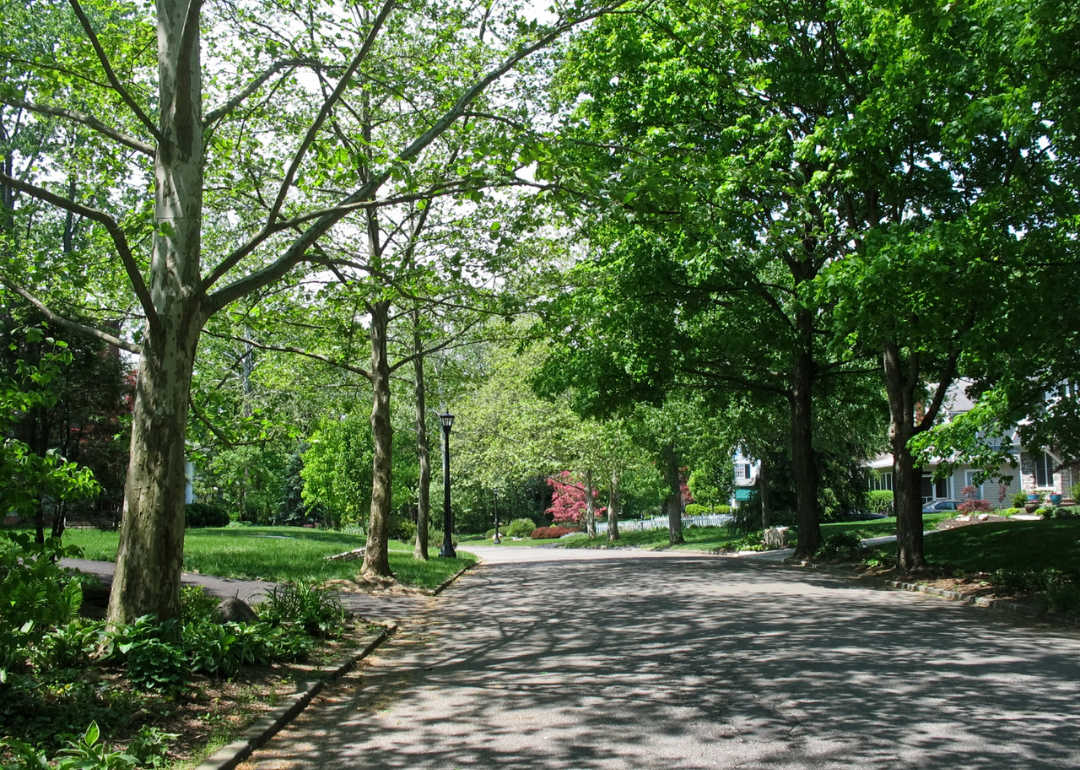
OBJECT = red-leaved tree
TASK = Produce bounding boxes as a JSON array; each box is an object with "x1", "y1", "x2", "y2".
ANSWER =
[{"x1": 546, "y1": 471, "x2": 605, "y2": 525}]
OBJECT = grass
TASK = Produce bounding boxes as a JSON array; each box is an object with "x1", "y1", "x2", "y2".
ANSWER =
[
  {"x1": 62, "y1": 526, "x2": 477, "y2": 591},
  {"x1": 914, "y1": 519, "x2": 1080, "y2": 573}
]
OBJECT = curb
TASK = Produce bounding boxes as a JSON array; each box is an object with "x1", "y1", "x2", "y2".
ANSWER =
[
  {"x1": 432, "y1": 560, "x2": 479, "y2": 596},
  {"x1": 194, "y1": 622, "x2": 397, "y2": 770}
]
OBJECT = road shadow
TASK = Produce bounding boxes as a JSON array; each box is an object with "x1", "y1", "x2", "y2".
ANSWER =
[{"x1": 242, "y1": 555, "x2": 1080, "y2": 769}]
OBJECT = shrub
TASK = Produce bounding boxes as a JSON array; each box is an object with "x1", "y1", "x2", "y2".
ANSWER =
[
  {"x1": 179, "y1": 585, "x2": 221, "y2": 625},
  {"x1": 182, "y1": 620, "x2": 310, "y2": 677},
  {"x1": 958, "y1": 498, "x2": 992, "y2": 513},
  {"x1": 530, "y1": 526, "x2": 580, "y2": 539},
  {"x1": 184, "y1": 502, "x2": 229, "y2": 528},
  {"x1": 725, "y1": 531, "x2": 765, "y2": 552},
  {"x1": 389, "y1": 516, "x2": 416, "y2": 544},
  {"x1": 257, "y1": 583, "x2": 345, "y2": 638},
  {"x1": 998, "y1": 507, "x2": 1025, "y2": 518},
  {"x1": 684, "y1": 503, "x2": 734, "y2": 516},
  {"x1": 29, "y1": 618, "x2": 103, "y2": 675},
  {"x1": 505, "y1": 518, "x2": 536, "y2": 538},
  {"x1": 1012, "y1": 490, "x2": 1030, "y2": 508},
  {"x1": 867, "y1": 490, "x2": 894, "y2": 516},
  {"x1": 100, "y1": 616, "x2": 186, "y2": 692},
  {"x1": 817, "y1": 531, "x2": 863, "y2": 560}
]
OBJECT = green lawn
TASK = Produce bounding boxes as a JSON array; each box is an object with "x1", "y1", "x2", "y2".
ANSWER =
[
  {"x1": 912, "y1": 520, "x2": 1080, "y2": 573},
  {"x1": 62, "y1": 526, "x2": 477, "y2": 590}
]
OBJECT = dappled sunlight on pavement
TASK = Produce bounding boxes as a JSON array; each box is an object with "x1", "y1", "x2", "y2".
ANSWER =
[{"x1": 239, "y1": 550, "x2": 1080, "y2": 769}]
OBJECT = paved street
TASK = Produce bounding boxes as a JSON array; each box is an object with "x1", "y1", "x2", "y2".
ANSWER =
[{"x1": 240, "y1": 547, "x2": 1080, "y2": 769}]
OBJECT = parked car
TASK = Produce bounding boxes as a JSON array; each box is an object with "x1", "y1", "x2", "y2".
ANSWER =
[
  {"x1": 836, "y1": 509, "x2": 888, "y2": 521},
  {"x1": 922, "y1": 499, "x2": 964, "y2": 513}
]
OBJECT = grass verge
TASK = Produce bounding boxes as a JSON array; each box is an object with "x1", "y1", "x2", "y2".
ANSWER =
[{"x1": 62, "y1": 526, "x2": 477, "y2": 591}]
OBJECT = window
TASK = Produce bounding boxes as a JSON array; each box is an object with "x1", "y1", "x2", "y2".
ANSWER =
[
  {"x1": 964, "y1": 471, "x2": 983, "y2": 499},
  {"x1": 868, "y1": 472, "x2": 893, "y2": 491},
  {"x1": 1031, "y1": 451, "x2": 1054, "y2": 487},
  {"x1": 744, "y1": 464, "x2": 752, "y2": 480}
]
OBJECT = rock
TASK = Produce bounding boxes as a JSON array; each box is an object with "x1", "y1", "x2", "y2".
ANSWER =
[
  {"x1": 764, "y1": 527, "x2": 789, "y2": 549},
  {"x1": 977, "y1": 513, "x2": 990, "y2": 521},
  {"x1": 213, "y1": 596, "x2": 259, "y2": 625},
  {"x1": 956, "y1": 515, "x2": 970, "y2": 522}
]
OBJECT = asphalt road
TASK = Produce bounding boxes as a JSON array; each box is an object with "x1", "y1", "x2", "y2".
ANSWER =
[{"x1": 235, "y1": 546, "x2": 1080, "y2": 770}]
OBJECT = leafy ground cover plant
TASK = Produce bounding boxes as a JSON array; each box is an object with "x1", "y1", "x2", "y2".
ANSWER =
[
  {"x1": 816, "y1": 532, "x2": 863, "y2": 560},
  {"x1": 258, "y1": 583, "x2": 345, "y2": 638}
]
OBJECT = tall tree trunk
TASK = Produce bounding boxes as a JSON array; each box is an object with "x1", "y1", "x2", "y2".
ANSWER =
[
  {"x1": 607, "y1": 468, "x2": 621, "y2": 541},
  {"x1": 883, "y1": 341, "x2": 957, "y2": 573},
  {"x1": 107, "y1": 1, "x2": 204, "y2": 625},
  {"x1": 107, "y1": 317, "x2": 202, "y2": 624},
  {"x1": 759, "y1": 455, "x2": 771, "y2": 531},
  {"x1": 583, "y1": 468, "x2": 597, "y2": 538},
  {"x1": 790, "y1": 307, "x2": 820, "y2": 559},
  {"x1": 662, "y1": 443, "x2": 684, "y2": 545},
  {"x1": 412, "y1": 309, "x2": 431, "y2": 560},
  {"x1": 362, "y1": 300, "x2": 394, "y2": 579}
]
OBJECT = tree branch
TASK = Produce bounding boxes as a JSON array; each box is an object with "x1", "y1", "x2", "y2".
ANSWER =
[
  {"x1": 268, "y1": 0, "x2": 398, "y2": 223},
  {"x1": 67, "y1": 0, "x2": 161, "y2": 140},
  {"x1": 0, "y1": 277, "x2": 142, "y2": 354},
  {"x1": 205, "y1": 58, "x2": 313, "y2": 125},
  {"x1": 204, "y1": 1, "x2": 629, "y2": 315},
  {"x1": 0, "y1": 170, "x2": 162, "y2": 336},
  {"x1": 202, "y1": 331, "x2": 372, "y2": 381},
  {"x1": 0, "y1": 97, "x2": 155, "y2": 156}
]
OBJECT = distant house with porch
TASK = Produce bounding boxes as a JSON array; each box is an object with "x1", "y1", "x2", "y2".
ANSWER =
[{"x1": 866, "y1": 382, "x2": 1077, "y2": 508}]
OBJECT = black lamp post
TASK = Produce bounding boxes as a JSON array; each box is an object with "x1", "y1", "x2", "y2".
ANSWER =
[
  {"x1": 492, "y1": 488, "x2": 501, "y2": 544},
  {"x1": 439, "y1": 410, "x2": 456, "y2": 558}
]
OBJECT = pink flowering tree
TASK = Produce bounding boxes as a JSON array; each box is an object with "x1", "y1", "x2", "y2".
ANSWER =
[{"x1": 546, "y1": 471, "x2": 605, "y2": 529}]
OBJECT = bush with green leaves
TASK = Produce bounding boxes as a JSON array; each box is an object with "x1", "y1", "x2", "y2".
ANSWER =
[
  {"x1": 28, "y1": 618, "x2": 103, "y2": 676},
  {"x1": 504, "y1": 518, "x2": 536, "y2": 538},
  {"x1": 0, "y1": 532, "x2": 87, "y2": 680},
  {"x1": 257, "y1": 583, "x2": 345, "y2": 638},
  {"x1": 182, "y1": 620, "x2": 310, "y2": 677},
  {"x1": 100, "y1": 617, "x2": 186, "y2": 692},
  {"x1": 725, "y1": 531, "x2": 766, "y2": 552},
  {"x1": 388, "y1": 516, "x2": 416, "y2": 544},
  {"x1": 867, "y1": 490, "x2": 894, "y2": 516},
  {"x1": 684, "y1": 503, "x2": 733, "y2": 516},
  {"x1": 184, "y1": 502, "x2": 230, "y2": 528},
  {"x1": 1013, "y1": 490, "x2": 1031, "y2": 508},
  {"x1": 179, "y1": 585, "x2": 221, "y2": 625},
  {"x1": 817, "y1": 531, "x2": 863, "y2": 560}
]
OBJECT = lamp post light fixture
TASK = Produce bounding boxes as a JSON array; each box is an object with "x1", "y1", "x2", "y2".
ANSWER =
[
  {"x1": 492, "y1": 488, "x2": 501, "y2": 544},
  {"x1": 439, "y1": 410, "x2": 456, "y2": 558}
]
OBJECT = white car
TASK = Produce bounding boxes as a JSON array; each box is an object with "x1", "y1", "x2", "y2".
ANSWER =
[{"x1": 922, "y1": 499, "x2": 964, "y2": 513}]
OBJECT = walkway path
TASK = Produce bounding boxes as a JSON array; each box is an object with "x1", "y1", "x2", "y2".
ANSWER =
[{"x1": 235, "y1": 547, "x2": 1080, "y2": 769}]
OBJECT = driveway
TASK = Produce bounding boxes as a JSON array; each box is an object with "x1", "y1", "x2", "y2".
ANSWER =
[{"x1": 237, "y1": 547, "x2": 1080, "y2": 769}]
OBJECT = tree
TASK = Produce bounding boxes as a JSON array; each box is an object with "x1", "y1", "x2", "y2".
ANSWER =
[{"x1": 0, "y1": 0, "x2": 626, "y2": 623}]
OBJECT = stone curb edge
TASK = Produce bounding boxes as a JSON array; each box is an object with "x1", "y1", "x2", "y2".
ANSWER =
[
  {"x1": 193, "y1": 622, "x2": 398, "y2": 770},
  {"x1": 788, "y1": 561, "x2": 1080, "y2": 629},
  {"x1": 432, "y1": 559, "x2": 479, "y2": 596}
]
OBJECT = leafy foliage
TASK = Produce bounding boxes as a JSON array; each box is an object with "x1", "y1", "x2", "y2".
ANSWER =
[
  {"x1": 184, "y1": 502, "x2": 230, "y2": 529},
  {"x1": 817, "y1": 532, "x2": 864, "y2": 561},
  {"x1": 256, "y1": 583, "x2": 345, "y2": 638},
  {"x1": 504, "y1": 518, "x2": 537, "y2": 539},
  {"x1": 867, "y1": 491, "x2": 894, "y2": 516}
]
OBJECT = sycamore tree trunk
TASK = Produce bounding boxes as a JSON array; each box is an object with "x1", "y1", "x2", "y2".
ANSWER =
[
  {"x1": 790, "y1": 308, "x2": 821, "y2": 559},
  {"x1": 107, "y1": 0, "x2": 204, "y2": 625},
  {"x1": 583, "y1": 469, "x2": 597, "y2": 538},
  {"x1": 362, "y1": 300, "x2": 393, "y2": 579},
  {"x1": 607, "y1": 469, "x2": 621, "y2": 541},
  {"x1": 662, "y1": 443, "x2": 684, "y2": 545},
  {"x1": 412, "y1": 310, "x2": 431, "y2": 560}
]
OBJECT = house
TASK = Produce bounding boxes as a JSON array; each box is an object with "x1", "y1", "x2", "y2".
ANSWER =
[
  {"x1": 866, "y1": 382, "x2": 1078, "y2": 508},
  {"x1": 730, "y1": 448, "x2": 760, "y2": 508}
]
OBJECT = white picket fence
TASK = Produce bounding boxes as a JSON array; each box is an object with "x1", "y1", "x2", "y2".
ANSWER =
[{"x1": 594, "y1": 513, "x2": 732, "y2": 535}]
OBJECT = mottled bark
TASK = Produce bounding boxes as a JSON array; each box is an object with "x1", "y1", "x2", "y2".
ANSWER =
[
  {"x1": 107, "y1": 315, "x2": 202, "y2": 624},
  {"x1": 412, "y1": 310, "x2": 431, "y2": 560},
  {"x1": 662, "y1": 443, "x2": 684, "y2": 545},
  {"x1": 362, "y1": 300, "x2": 394, "y2": 578},
  {"x1": 106, "y1": 0, "x2": 204, "y2": 625},
  {"x1": 583, "y1": 469, "x2": 597, "y2": 538},
  {"x1": 607, "y1": 469, "x2": 621, "y2": 541}
]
